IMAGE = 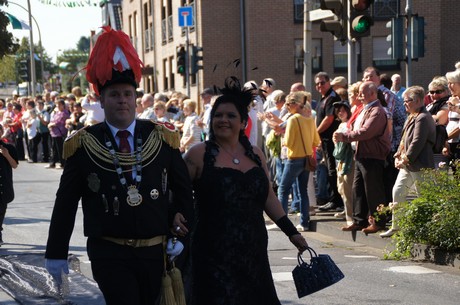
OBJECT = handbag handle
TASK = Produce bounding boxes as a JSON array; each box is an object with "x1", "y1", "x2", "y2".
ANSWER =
[{"x1": 297, "y1": 246, "x2": 317, "y2": 266}]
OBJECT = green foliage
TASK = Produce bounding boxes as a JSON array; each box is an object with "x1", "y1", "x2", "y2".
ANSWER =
[
  {"x1": 0, "y1": 1, "x2": 20, "y2": 59},
  {"x1": 384, "y1": 163, "x2": 460, "y2": 260},
  {"x1": 0, "y1": 55, "x2": 16, "y2": 82}
]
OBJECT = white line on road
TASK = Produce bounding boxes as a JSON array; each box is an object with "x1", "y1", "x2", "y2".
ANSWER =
[
  {"x1": 272, "y1": 272, "x2": 293, "y2": 282},
  {"x1": 344, "y1": 255, "x2": 379, "y2": 259},
  {"x1": 386, "y1": 266, "x2": 442, "y2": 274}
]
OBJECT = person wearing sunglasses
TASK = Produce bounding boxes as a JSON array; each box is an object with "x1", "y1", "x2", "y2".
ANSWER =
[
  {"x1": 426, "y1": 77, "x2": 450, "y2": 168},
  {"x1": 314, "y1": 72, "x2": 344, "y2": 213}
]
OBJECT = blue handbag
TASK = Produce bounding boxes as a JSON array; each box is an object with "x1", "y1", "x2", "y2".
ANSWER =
[{"x1": 292, "y1": 247, "x2": 344, "y2": 298}]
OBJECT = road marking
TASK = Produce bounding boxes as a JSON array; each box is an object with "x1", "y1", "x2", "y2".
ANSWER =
[
  {"x1": 387, "y1": 266, "x2": 442, "y2": 274},
  {"x1": 281, "y1": 257, "x2": 298, "y2": 260},
  {"x1": 345, "y1": 255, "x2": 379, "y2": 259},
  {"x1": 272, "y1": 272, "x2": 293, "y2": 282},
  {"x1": 266, "y1": 224, "x2": 279, "y2": 230}
]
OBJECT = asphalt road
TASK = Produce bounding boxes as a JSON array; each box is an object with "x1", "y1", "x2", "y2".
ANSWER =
[{"x1": 0, "y1": 161, "x2": 459, "y2": 304}]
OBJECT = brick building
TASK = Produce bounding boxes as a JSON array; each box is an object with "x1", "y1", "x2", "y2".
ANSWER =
[{"x1": 117, "y1": 0, "x2": 460, "y2": 104}]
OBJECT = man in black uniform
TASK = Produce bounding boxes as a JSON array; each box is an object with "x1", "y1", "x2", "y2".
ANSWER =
[
  {"x1": 45, "y1": 26, "x2": 193, "y2": 305},
  {"x1": 314, "y1": 72, "x2": 344, "y2": 211}
]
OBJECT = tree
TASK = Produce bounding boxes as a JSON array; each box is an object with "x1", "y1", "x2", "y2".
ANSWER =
[
  {"x1": 0, "y1": 55, "x2": 16, "y2": 83},
  {"x1": 76, "y1": 36, "x2": 90, "y2": 53},
  {"x1": 0, "y1": 0, "x2": 20, "y2": 59}
]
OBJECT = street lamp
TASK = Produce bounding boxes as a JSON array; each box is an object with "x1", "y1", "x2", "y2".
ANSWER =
[{"x1": 7, "y1": 1, "x2": 44, "y2": 93}]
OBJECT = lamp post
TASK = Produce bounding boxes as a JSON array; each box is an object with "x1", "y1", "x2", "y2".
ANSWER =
[{"x1": 8, "y1": 0, "x2": 44, "y2": 94}]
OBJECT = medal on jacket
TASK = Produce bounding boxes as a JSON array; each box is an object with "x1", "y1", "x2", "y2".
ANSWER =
[{"x1": 127, "y1": 185, "x2": 143, "y2": 206}]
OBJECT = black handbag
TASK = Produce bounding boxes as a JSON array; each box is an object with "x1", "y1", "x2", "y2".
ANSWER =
[{"x1": 292, "y1": 247, "x2": 344, "y2": 298}]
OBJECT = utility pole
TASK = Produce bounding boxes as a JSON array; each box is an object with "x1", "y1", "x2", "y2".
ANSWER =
[
  {"x1": 303, "y1": 0, "x2": 312, "y2": 92},
  {"x1": 347, "y1": 0, "x2": 357, "y2": 84},
  {"x1": 26, "y1": 0, "x2": 36, "y2": 96},
  {"x1": 405, "y1": 0, "x2": 412, "y2": 87}
]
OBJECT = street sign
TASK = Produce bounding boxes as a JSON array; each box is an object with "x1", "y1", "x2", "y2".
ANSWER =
[
  {"x1": 309, "y1": 9, "x2": 335, "y2": 22},
  {"x1": 178, "y1": 6, "x2": 194, "y2": 27}
]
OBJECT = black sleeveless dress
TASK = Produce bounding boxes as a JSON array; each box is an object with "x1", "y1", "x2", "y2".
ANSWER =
[{"x1": 191, "y1": 141, "x2": 281, "y2": 305}]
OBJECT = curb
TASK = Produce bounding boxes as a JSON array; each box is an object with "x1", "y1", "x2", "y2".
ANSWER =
[
  {"x1": 411, "y1": 243, "x2": 460, "y2": 269},
  {"x1": 288, "y1": 211, "x2": 459, "y2": 269},
  {"x1": 289, "y1": 212, "x2": 393, "y2": 251}
]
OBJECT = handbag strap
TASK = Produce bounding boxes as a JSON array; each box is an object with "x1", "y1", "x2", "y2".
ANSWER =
[
  {"x1": 297, "y1": 246, "x2": 317, "y2": 266},
  {"x1": 295, "y1": 117, "x2": 308, "y2": 156}
]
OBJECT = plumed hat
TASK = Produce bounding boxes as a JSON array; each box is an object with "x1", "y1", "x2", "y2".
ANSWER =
[{"x1": 85, "y1": 26, "x2": 144, "y2": 96}]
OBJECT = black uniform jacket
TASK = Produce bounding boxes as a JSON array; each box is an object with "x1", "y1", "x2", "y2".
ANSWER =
[
  {"x1": 0, "y1": 141, "x2": 18, "y2": 204},
  {"x1": 45, "y1": 119, "x2": 193, "y2": 260}
]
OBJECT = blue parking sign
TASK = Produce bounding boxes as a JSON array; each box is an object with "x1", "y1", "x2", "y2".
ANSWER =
[{"x1": 178, "y1": 7, "x2": 194, "y2": 27}]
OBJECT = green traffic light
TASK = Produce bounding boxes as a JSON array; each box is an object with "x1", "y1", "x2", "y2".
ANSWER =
[
  {"x1": 351, "y1": 15, "x2": 373, "y2": 36},
  {"x1": 354, "y1": 19, "x2": 370, "y2": 33}
]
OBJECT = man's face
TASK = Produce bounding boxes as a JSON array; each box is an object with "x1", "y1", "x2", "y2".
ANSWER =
[
  {"x1": 357, "y1": 83, "x2": 374, "y2": 105},
  {"x1": 315, "y1": 76, "x2": 331, "y2": 96},
  {"x1": 100, "y1": 83, "x2": 136, "y2": 129},
  {"x1": 201, "y1": 93, "x2": 212, "y2": 105},
  {"x1": 362, "y1": 69, "x2": 380, "y2": 85}
]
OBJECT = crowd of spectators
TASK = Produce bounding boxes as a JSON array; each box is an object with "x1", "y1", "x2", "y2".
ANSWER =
[{"x1": 3, "y1": 62, "x2": 460, "y2": 237}]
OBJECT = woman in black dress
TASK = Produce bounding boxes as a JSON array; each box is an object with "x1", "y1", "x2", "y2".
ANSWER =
[{"x1": 182, "y1": 77, "x2": 308, "y2": 305}]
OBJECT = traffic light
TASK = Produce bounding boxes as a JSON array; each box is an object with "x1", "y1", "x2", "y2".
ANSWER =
[
  {"x1": 411, "y1": 15, "x2": 425, "y2": 59},
  {"x1": 320, "y1": 0, "x2": 347, "y2": 44},
  {"x1": 176, "y1": 46, "x2": 186, "y2": 75},
  {"x1": 349, "y1": 0, "x2": 374, "y2": 39},
  {"x1": 18, "y1": 59, "x2": 30, "y2": 82},
  {"x1": 190, "y1": 45, "x2": 203, "y2": 74},
  {"x1": 386, "y1": 16, "x2": 404, "y2": 60}
]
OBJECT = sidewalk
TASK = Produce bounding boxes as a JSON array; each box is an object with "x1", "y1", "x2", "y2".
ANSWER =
[
  {"x1": 287, "y1": 209, "x2": 460, "y2": 269},
  {"x1": 290, "y1": 210, "x2": 391, "y2": 250}
]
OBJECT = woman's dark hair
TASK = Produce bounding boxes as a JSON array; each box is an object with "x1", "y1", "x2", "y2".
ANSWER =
[
  {"x1": 13, "y1": 103, "x2": 22, "y2": 112},
  {"x1": 209, "y1": 76, "x2": 261, "y2": 166},
  {"x1": 209, "y1": 76, "x2": 253, "y2": 129}
]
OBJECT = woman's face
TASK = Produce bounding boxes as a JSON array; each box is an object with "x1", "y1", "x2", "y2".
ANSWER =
[
  {"x1": 183, "y1": 105, "x2": 193, "y2": 116},
  {"x1": 211, "y1": 103, "x2": 245, "y2": 139},
  {"x1": 337, "y1": 106, "x2": 349, "y2": 123},
  {"x1": 428, "y1": 86, "x2": 448, "y2": 101},
  {"x1": 403, "y1": 95, "x2": 422, "y2": 114},
  {"x1": 448, "y1": 81, "x2": 460, "y2": 97},
  {"x1": 153, "y1": 106, "x2": 165, "y2": 117}
]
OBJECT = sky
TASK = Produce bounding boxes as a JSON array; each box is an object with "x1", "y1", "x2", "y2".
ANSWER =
[{"x1": 1, "y1": 0, "x2": 101, "y2": 63}]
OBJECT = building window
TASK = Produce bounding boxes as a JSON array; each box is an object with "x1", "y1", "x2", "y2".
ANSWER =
[
  {"x1": 334, "y1": 41, "x2": 347, "y2": 72},
  {"x1": 293, "y1": 0, "x2": 303, "y2": 24},
  {"x1": 333, "y1": 41, "x2": 362, "y2": 72},
  {"x1": 294, "y1": 39, "x2": 303, "y2": 73},
  {"x1": 294, "y1": 38, "x2": 322, "y2": 74},
  {"x1": 311, "y1": 38, "x2": 322, "y2": 72},
  {"x1": 372, "y1": 36, "x2": 399, "y2": 70},
  {"x1": 373, "y1": 0, "x2": 400, "y2": 19},
  {"x1": 163, "y1": 58, "x2": 168, "y2": 92}
]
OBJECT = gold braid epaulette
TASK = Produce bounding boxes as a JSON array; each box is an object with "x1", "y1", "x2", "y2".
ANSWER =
[
  {"x1": 63, "y1": 127, "x2": 88, "y2": 159},
  {"x1": 153, "y1": 120, "x2": 180, "y2": 149}
]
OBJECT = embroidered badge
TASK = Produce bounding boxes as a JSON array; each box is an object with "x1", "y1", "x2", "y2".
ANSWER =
[{"x1": 87, "y1": 173, "x2": 100, "y2": 193}]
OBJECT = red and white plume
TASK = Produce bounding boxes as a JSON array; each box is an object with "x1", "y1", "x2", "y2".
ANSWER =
[{"x1": 86, "y1": 26, "x2": 144, "y2": 95}]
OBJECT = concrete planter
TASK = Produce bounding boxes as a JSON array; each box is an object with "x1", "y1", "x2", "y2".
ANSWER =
[{"x1": 411, "y1": 243, "x2": 460, "y2": 269}]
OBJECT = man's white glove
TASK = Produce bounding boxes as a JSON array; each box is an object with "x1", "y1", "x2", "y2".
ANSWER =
[
  {"x1": 45, "y1": 259, "x2": 69, "y2": 284},
  {"x1": 166, "y1": 238, "x2": 184, "y2": 262}
]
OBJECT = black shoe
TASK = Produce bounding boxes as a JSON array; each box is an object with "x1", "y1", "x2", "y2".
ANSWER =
[{"x1": 318, "y1": 202, "x2": 338, "y2": 211}]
